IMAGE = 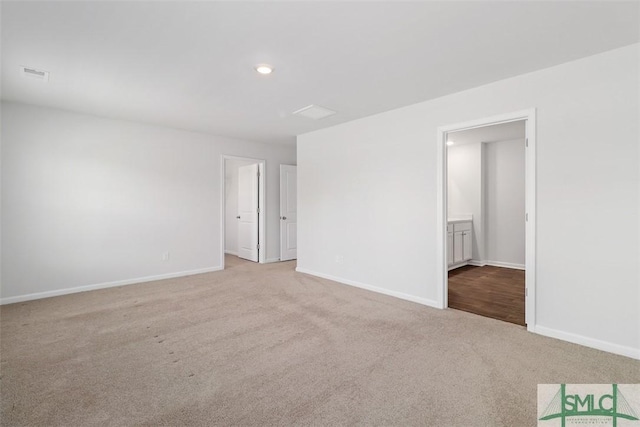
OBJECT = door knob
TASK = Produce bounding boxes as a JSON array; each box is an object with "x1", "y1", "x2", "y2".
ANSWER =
[
  {"x1": 281, "y1": 216, "x2": 287, "y2": 220},
  {"x1": 236, "y1": 216, "x2": 241, "y2": 219}
]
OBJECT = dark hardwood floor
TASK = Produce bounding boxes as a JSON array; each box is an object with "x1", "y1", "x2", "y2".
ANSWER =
[{"x1": 448, "y1": 265, "x2": 525, "y2": 326}]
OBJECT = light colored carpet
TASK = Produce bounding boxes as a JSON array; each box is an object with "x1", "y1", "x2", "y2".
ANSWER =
[{"x1": 1, "y1": 255, "x2": 638, "y2": 426}]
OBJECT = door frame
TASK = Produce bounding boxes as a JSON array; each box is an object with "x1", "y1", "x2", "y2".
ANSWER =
[
  {"x1": 436, "y1": 109, "x2": 537, "y2": 331},
  {"x1": 221, "y1": 155, "x2": 266, "y2": 268}
]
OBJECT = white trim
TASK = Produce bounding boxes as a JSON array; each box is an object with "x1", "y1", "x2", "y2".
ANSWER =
[
  {"x1": 484, "y1": 260, "x2": 525, "y2": 270},
  {"x1": 533, "y1": 325, "x2": 640, "y2": 361},
  {"x1": 448, "y1": 261, "x2": 470, "y2": 271},
  {"x1": 524, "y1": 111, "x2": 537, "y2": 330},
  {"x1": 437, "y1": 110, "x2": 534, "y2": 134},
  {"x1": 264, "y1": 257, "x2": 281, "y2": 263},
  {"x1": 0, "y1": 266, "x2": 224, "y2": 305},
  {"x1": 224, "y1": 250, "x2": 238, "y2": 256},
  {"x1": 436, "y1": 121, "x2": 447, "y2": 309},
  {"x1": 468, "y1": 260, "x2": 487, "y2": 267},
  {"x1": 221, "y1": 155, "x2": 267, "y2": 268},
  {"x1": 437, "y1": 109, "x2": 537, "y2": 329},
  {"x1": 296, "y1": 267, "x2": 440, "y2": 309},
  {"x1": 461, "y1": 260, "x2": 525, "y2": 270}
]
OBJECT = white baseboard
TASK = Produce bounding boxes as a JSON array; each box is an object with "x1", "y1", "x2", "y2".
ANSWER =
[
  {"x1": 448, "y1": 261, "x2": 469, "y2": 271},
  {"x1": 295, "y1": 267, "x2": 440, "y2": 309},
  {"x1": 263, "y1": 258, "x2": 281, "y2": 264},
  {"x1": 224, "y1": 250, "x2": 238, "y2": 256},
  {"x1": 468, "y1": 260, "x2": 486, "y2": 267},
  {"x1": 0, "y1": 266, "x2": 224, "y2": 305},
  {"x1": 465, "y1": 260, "x2": 525, "y2": 270},
  {"x1": 449, "y1": 260, "x2": 525, "y2": 270},
  {"x1": 484, "y1": 260, "x2": 525, "y2": 270},
  {"x1": 532, "y1": 325, "x2": 640, "y2": 360}
]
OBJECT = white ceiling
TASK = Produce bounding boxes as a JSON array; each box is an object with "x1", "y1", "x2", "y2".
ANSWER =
[
  {"x1": 448, "y1": 121, "x2": 526, "y2": 146},
  {"x1": 2, "y1": 1, "x2": 638, "y2": 145}
]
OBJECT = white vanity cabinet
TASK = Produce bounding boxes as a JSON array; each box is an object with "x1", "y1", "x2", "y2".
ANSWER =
[
  {"x1": 448, "y1": 219, "x2": 472, "y2": 270},
  {"x1": 447, "y1": 224, "x2": 454, "y2": 267}
]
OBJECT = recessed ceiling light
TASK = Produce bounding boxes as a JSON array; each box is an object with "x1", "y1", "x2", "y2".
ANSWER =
[
  {"x1": 446, "y1": 140, "x2": 455, "y2": 146},
  {"x1": 255, "y1": 64, "x2": 273, "y2": 75}
]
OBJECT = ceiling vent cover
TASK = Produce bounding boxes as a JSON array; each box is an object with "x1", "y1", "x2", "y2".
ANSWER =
[
  {"x1": 21, "y1": 66, "x2": 49, "y2": 82},
  {"x1": 293, "y1": 105, "x2": 336, "y2": 120}
]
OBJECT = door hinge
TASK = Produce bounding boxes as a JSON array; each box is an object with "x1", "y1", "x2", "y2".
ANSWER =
[
  {"x1": 257, "y1": 244, "x2": 260, "y2": 250},
  {"x1": 525, "y1": 288, "x2": 528, "y2": 297},
  {"x1": 257, "y1": 207, "x2": 260, "y2": 214},
  {"x1": 257, "y1": 170, "x2": 260, "y2": 178},
  {"x1": 525, "y1": 213, "x2": 528, "y2": 221},
  {"x1": 525, "y1": 138, "x2": 528, "y2": 147}
]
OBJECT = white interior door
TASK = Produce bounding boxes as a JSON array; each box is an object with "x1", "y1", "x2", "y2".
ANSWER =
[
  {"x1": 279, "y1": 165, "x2": 297, "y2": 261},
  {"x1": 237, "y1": 164, "x2": 259, "y2": 262}
]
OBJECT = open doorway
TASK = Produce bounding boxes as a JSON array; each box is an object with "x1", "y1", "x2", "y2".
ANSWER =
[
  {"x1": 437, "y1": 110, "x2": 536, "y2": 329},
  {"x1": 222, "y1": 155, "x2": 266, "y2": 268}
]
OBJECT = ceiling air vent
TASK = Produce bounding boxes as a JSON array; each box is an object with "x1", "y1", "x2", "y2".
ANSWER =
[
  {"x1": 292, "y1": 105, "x2": 336, "y2": 120},
  {"x1": 21, "y1": 66, "x2": 50, "y2": 82}
]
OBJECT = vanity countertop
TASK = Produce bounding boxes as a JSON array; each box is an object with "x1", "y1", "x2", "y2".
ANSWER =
[{"x1": 448, "y1": 216, "x2": 473, "y2": 224}]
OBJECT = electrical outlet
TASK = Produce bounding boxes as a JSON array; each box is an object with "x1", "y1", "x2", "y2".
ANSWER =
[{"x1": 162, "y1": 251, "x2": 170, "y2": 262}]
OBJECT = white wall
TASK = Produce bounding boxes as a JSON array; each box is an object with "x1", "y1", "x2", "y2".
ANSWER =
[
  {"x1": 224, "y1": 158, "x2": 255, "y2": 255},
  {"x1": 297, "y1": 44, "x2": 639, "y2": 358},
  {"x1": 1, "y1": 102, "x2": 296, "y2": 302},
  {"x1": 447, "y1": 142, "x2": 483, "y2": 261},
  {"x1": 485, "y1": 139, "x2": 525, "y2": 267}
]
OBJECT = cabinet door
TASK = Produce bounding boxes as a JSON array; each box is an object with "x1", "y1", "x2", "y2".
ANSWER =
[
  {"x1": 462, "y1": 231, "x2": 472, "y2": 261},
  {"x1": 447, "y1": 232, "x2": 454, "y2": 266},
  {"x1": 453, "y1": 231, "x2": 464, "y2": 263}
]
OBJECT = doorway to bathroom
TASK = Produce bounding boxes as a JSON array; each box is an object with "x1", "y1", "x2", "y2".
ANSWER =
[{"x1": 437, "y1": 110, "x2": 536, "y2": 329}]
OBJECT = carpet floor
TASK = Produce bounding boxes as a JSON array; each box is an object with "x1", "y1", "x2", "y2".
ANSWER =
[{"x1": 1, "y1": 255, "x2": 638, "y2": 426}]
